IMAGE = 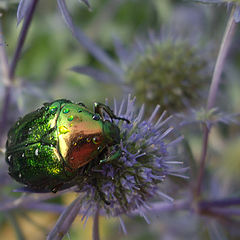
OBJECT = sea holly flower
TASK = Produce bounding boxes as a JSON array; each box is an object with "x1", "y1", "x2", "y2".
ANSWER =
[
  {"x1": 73, "y1": 32, "x2": 211, "y2": 114},
  {"x1": 47, "y1": 96, "x2": 186, "y2": 238},
  {"x1": 76, "y1": 96, "x2": 186, "y2": 217},
  {"x1": 73, "y1": 40, "x2": 211, "y2": 115},
  {"x1": 124, "y1": 39, "x2": 210, "y2": 114}
]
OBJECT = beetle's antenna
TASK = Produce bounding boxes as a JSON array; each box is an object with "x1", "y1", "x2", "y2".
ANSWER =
[
  {"x1": 113, "y1": 116, "x2": 130, "y2": 124},
  {"x1": 94, "y1": 102, "x2": 130, "y2": 123}
]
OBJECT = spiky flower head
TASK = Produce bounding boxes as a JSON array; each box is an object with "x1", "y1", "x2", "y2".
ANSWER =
[
  {"x1": 125, "y1": 39, "x2": 210, "y2": 114},
  {"x1": 72, "y1": 96, "x2": 184, "y2": 219}
]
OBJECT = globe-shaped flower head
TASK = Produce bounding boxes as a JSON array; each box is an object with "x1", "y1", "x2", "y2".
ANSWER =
[
  {"x1": 72, "y1": 96, "x2": 185, "y2": 219},
  {"x1": 124, "y1": 38, "x2": 210, "y2": 114}
]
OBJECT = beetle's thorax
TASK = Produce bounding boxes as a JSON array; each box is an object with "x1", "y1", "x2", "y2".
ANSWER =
[
  {"x1": 102, "y1": 120, "x2": 120, "y2": 145},
  {"x1": 57, "y1": 103, "x2": 105, "y2": 170}
]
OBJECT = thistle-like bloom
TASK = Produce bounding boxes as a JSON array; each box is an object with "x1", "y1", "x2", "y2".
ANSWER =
[
  {"x1": 73, "y1": 35, "x2": 211, "y2": 114},
  {"x1": 68, "y1": 96, "x2": 185, "y2": 220},
  {"x1": 124, "y1": 38, "x2": 210, "y2": 114}
]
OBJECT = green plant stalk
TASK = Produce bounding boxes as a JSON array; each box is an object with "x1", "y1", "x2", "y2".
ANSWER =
[
  {"x1": 195, "y1": 6, "x2": 237, "y2": 198},
  {"x1": 93, "y1": 207, "x2": 100, "y2": 240},
  {"x1": 207, "y1": 6, "x2": 237, "y2": 110}
]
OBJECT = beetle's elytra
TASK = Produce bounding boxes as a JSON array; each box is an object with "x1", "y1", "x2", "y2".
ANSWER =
[{"x1": 5, "y1": 99, "x2": 129, "y2": 192}]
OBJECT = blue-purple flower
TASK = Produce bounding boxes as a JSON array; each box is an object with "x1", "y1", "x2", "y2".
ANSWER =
[{"x1": 68, "y1": 96, "x2": 185, "y2": 219}]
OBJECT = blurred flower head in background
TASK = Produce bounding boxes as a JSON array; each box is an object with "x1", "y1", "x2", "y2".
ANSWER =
[
  {"x1": 120, "y1": 37, "x2": 211, "y2": 114},
  {"x1": 73, "y1": 33, "x2": 212, "y2": 115},
  {"x1": 126, "y1": 41, "x2": 209, "y2": 113}
]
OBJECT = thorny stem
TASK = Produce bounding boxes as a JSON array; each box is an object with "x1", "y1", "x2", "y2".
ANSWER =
[
  {"x1": 9, "y1": 0, "x2": 39, "y2": 80},
  {"x1": 6, "y1": 212, "x2": 26, "y2": 240},
  {"x1": 199, "y1": 198, "x2": 240, "y2": 209},
  {"x1": 207, "y1": 6, "x2": 237, "y2": 110},
  {"x1": 195, "y1": 6, "x2": 237, "y2": 198},
  {"x1": 3, "y1": 196, "x2": 240, "y2": 219},
  {"x1": 203, "y1": 208, "x2": 240, "y2": 217},
  {"x1": 0, "y1": 0, "x2": 39, "y2": 147},
  {"x1": 0, "y1": 187, "x2": 78, "y2": 212},
  {"x1": 47, "y1": 194, "x2": 82, "y2": 240},
  {"x1": 195, "y1": 126, "x2": 210, "y2": 197},
  {"x1": 93, "y1": 207, "x2": 100, "y2": 240}
]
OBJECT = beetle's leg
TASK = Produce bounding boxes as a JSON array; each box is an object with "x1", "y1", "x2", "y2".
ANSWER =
[
  {"x1": 100, "y1": 148, "x2": 122, "y2": 163},
  {"x1": 94, "y1": 102, "x2": 130, "y2": 123},
  {"x1": 98, "y1": 190, "x2": 110, "y2": 205},
  {"x1": 92, "y1": 178, "x2": 110, "y2": 205},
  {"x1": 51, "y1": 183, "x2": 64, "y2": 193}
]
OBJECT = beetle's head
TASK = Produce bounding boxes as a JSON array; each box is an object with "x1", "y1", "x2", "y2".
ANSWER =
[{"x1": 102, "y1": 120, "x2": 120, "y2": 146}]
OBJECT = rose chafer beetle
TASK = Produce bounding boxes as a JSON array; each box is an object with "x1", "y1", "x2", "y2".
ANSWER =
[{"x1": 6, "y1": 99, "x2": 129, "y2": 193}]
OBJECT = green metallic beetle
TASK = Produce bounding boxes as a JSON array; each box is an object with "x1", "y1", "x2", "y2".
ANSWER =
[{"x1": 6, "y1": 99, "x2": 129, "y2": 193}]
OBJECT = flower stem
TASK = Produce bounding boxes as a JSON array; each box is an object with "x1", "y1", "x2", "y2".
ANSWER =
[
  {"x1": 47, "y1": 194, "x2": 82, "y2": 240},
  {"x1": 6, "y1": 212, "x2": 26, "y2": 240},
  {"x1": 203, "y1": 208, "x2": 240, "y2": 217},
  {"x1": 195, "y1": 6, "x2": 237, "y2": 198},
  {"x1": 199, "y1": 198, "x2": 240, "y2": 209},
  {"x1": 9, "y1": 0, "x2": 39, "y2": 80},
  {"x1": 195, "y1": 126, "x2": 209, "y2": 197},
  {"x1": 207, "y1": 6, "x2": 237, "y2": 110},
  {"x1": 93, "y1": 207, "x2": 100, "y2": 240},
  {"x1": 0, "y1": 0, "x2": 39, "y2": 146}
]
